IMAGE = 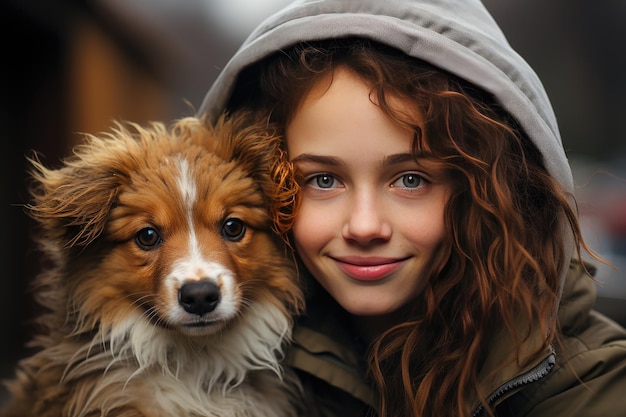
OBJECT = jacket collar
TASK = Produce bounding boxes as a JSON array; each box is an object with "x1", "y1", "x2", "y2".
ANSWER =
[{"x1": 473, "y1": 258, "x2": 595, "y2": 413}]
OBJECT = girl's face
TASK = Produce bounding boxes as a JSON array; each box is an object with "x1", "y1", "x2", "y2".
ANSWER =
[{"x1": 286, "y1": 67, "x2": 452, "y2": 318}]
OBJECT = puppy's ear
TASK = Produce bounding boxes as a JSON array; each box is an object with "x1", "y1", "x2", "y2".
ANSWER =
[
  {"x1": 27, "y1": 134, "x2": 129, "y2": 249},
  {"x1": 213, "y1": 111, "x2": 282, "y2": 182},
  {"x1": 212, "y1": 111, "x2": 300, "y2": 241}
]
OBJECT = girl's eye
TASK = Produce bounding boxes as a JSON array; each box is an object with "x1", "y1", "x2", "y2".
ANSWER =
[
  {"x1": 393, "y1": 173, "x2": 424, "y2": 189},
  {"x1": 135, "y1": 227, "x2": 162, "y2": 250},
  {"x1": 308, "y1": 174, "x2": 338, "y2": 189}
]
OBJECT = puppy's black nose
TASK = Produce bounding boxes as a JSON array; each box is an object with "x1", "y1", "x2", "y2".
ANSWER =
[{"x1": 179, "y1": 281, "x2": 221, "y2": 315}]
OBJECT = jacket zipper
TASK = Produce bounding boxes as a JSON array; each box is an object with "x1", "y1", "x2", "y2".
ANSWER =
[{"x1": 471, "y1": 352, "x2": 556, "y2": 417}]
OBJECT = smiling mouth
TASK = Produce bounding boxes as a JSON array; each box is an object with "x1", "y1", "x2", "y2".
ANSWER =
[{"x1": 331, "y1": 256, "x2": 409, "y2": 281}]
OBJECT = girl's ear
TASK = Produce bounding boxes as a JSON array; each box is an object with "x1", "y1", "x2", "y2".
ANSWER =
[{"x1": 27, "y1": 144, "x2": 127, "y2": 249}]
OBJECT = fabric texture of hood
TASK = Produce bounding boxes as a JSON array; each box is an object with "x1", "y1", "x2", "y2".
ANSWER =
[{"x1": 198, "y1": 0, "x2": 575, "y2": 291}]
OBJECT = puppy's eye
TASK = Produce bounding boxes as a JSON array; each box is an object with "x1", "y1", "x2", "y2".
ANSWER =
[
  {"x1": 221, "y1": 218, "x2": 246, "y2": 242},
  {"x1": 135, "y1": 227, "x2": 162, "y2": 250}
]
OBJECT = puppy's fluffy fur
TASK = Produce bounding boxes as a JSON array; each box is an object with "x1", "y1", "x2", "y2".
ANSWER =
[{"x1": 1, "y1": 112, "x2": 303, "y2": 417}]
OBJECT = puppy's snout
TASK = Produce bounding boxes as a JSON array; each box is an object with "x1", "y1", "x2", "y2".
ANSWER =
[{"x1": 178, "y1": 281, "x2": 221, "y2": 316}]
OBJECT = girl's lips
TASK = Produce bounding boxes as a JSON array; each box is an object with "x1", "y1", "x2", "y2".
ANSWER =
[{"x1": 332, "y1": 257, "x2": 407, "y2": 281}]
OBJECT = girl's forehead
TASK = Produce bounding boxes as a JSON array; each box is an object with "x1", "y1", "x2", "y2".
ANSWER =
[
  {"x1": 288, "y1": 68, "x2": 429, "y2": 165},
  {"x1": 297, "y1": 67, "x2": 424, "y2": 125}
]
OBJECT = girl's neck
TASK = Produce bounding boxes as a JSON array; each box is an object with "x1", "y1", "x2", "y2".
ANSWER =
[{"x1": 350, "y1": 305, "x2": 413, "y2": 343}]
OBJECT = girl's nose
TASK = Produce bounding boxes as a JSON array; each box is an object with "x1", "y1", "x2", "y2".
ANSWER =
[{"x1": 342, "y1": 193, "x2": 392, "y2": 244}]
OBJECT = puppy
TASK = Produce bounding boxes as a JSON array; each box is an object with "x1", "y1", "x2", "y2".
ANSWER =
[{"x1": 1, "y1": 112, "x2": 303, "y2": 417}]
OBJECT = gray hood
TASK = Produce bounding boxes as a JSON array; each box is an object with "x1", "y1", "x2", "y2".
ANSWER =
[
  {"x1": 198, "y1": 0, "x2": 575, "y2": 286},
  {"x1": 199, "y1": 0, "x2": 572, "y2": 193}
]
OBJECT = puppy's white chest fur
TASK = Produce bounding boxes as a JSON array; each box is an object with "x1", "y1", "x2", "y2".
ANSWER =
[{"x1": 65, "y1": 301, "x2": 297, "y2": 417}]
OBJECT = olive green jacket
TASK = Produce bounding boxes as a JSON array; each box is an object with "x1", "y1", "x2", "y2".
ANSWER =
[{"x1": 285, "y1": 260, "x2": 626, "y2": 416}]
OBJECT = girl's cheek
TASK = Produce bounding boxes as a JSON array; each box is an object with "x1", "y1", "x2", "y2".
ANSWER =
[{"x1": 293, "y1": 200, "x2": 334, "y2": 246}]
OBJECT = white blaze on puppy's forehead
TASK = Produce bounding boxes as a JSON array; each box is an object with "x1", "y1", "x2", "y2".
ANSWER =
[
  {"x1": 174, "y1": 155, "x2": 202, "y2": 264},
  {"x1": 174, "y1": 156, "x2": 197, "y2": 213}
]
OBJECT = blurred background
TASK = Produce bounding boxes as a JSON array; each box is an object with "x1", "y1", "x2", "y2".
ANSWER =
[{"x1": 2, "y1": 0, "x2": 625, "y2": 402}]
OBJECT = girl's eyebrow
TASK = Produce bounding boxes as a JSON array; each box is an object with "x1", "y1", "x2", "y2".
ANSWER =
[
  {"x1": 383, "y1": 153, "x2": 418, "y2": 165},
  {"x1": 291, "y1": 154, "x2": 345, "y2": 166},
  {"x1": 291, "y1": 153, "x2": 420, "y2": 167}
]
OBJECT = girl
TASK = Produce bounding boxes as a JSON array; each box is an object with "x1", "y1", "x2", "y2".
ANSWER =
[{"x1": 199, "y1": 1, "x2": 626, "y2": 416}]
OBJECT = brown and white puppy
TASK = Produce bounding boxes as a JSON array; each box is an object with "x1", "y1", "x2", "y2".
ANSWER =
[{"x1": 1, "y1": 112, "x2": 303, "y2": 417}]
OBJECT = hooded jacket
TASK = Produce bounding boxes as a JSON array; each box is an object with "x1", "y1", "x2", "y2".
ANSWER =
[
  {"x1": 198, "y1": 1, "x2": 626, "y2": 415},
  {"x1": 284, "y1": 260, "x2": 626, "y2": 417}
]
